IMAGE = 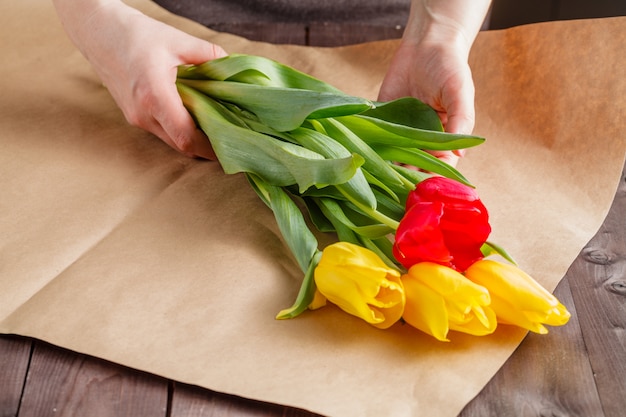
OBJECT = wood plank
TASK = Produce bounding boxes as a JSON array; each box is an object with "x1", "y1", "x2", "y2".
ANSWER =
[
  {"x1": 567, "y1": 168, "x2": 626, "y2": 417},
  {"x1": 459, "y1": 277, "x2": 604, "y2": 416},
  {"x1": 0, "y1": 335, "x2": 32, "y2": 417},
  {"x1": 17, "y1": 340, "x2": 169, "y2": 417},
  {"x1": 170, "y1": 381, "x2": 320, "y2": 417}
]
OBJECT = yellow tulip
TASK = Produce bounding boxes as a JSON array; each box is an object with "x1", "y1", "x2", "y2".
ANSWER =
[
  {"x1": 464, "y1": 259, "x2": 570, "y2": 334},
  {"x1": 401, "y1": 262, "x2": 497, "y2": 341},
  {"x1": 314, "y1": 242, "x2": 405, "y2": 329}
]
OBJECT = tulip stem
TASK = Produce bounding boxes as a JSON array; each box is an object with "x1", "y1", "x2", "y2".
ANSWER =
[{"x1": 337, "y1": 188, "x2": 400, "y2": 230}]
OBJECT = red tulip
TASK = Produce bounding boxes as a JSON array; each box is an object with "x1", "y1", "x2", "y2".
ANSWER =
[{"x1": 393, "y1": 177, "x2": 491, "y2": 271}]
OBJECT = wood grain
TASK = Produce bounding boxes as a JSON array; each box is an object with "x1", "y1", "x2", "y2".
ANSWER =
[
  {"x1": 0, "y1": 336, "x2": 31, "y2": 417},
  {"x1": 170, "y1": 382, "x2": 321, "y2": 416},
  {"x1": 460, "y1": 278, "x2": 604, "y2": 416},
  {"x1": 462, "y1": 167, "x2": 626, "y2": 417},
  {"x1": 17, "y1": 341, "x2": 169, "y2": 417},
  {"x1": 567, "y1": 171, "x2": 626, "y2": 417}
]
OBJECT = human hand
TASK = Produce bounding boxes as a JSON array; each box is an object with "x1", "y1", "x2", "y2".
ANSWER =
[
  {"x1": 55, "y1": 1, "x2": 227, "y2": 158},
  {"x1": 378, "y1": 40, "x2": 475, "y2": 166},
  {"x1": 377, "y1": 0, "x2": 491, "y2": 167}
]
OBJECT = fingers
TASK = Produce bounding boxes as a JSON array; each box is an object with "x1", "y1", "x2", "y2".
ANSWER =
[
  {"x1": 158, "y1": 100, "x2": 217, "y2": 160},
  {"x1": 439, "y1": 67, "x2": 475, "y2": 160},
  {"x1": 148, "y1": 35, "x2": 226, "y2": 158},
  {"x1": 178, "y1": 40, "x2": 228, "y2": 64},
  {"x1": 446, "y1": 104, "x2": 473, "y2": 159},
  {"x1": 428, "y1": 150, "x2": 460, "y2": 168},
  {"x1": 55, "y1": 0, "x2": 223, "y2": 160},
  {"x1": 442, "y1": 88, "x2": 475, "y2": 136},
  {"x1": 128, "y1": 70, "x2": 216, "y2": 159},
  {"x1": 152, "y1": 109, "x2": 217, "y2": 160},
  {"x1": 131, "y1": 37, "x2": 225, "y2": 158}
]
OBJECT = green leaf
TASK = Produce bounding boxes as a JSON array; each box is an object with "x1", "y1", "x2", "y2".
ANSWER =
[
  {"x1": 318, "y1": 118, "x2": 407, "y2": 193},
  {"x1": 178, "y1": 83, "x2": 363, "y2": 193},
  {"x1": 361, "y1": 169, "x2": 402, "y2": 204},
  {"x1": 361, "y1": 236, "x2": 398, "y2": 269},
  {"x1": 178, "y1": 53, "x2": 344, "y2": 93},
  {"x1": 315, "y1": 199, "x2": 362, "y2": 245},
  {"x1": 246, "y1": 174, "x2": 321, "y2": 322},
  {"x1": 247, "y1": 174, "x2": 319, "y2": 273},
  {"x1": 179, "y1": 79, "x2": 372, "y2": 132},
  {"x1": 276, "y1": 250, "x2": 322, "y2": 319},
  {"x1": 288, "y1": 126, "x2": 352, "y2": 159},
  {"x1": 317, "y1": 198, "x2": 394, "y2": 239},
  {"x1": 299, "y1": 185, "x2": 346, "y2": 201},
  {"x1": 373, "y1": 145, "x2": 473, "y2": 187},
  {"x1": 288, "y1": 127, "x2": 376, "y2": 210},
  {"x1": 371, "y1": 187, "x2": 407, "y2": 221},
  {"x1": 301, "y1": 197, "x2": 336, "y2": 233},
  {"x1": 481, "y1": 241, "x2": 518, "y2": 265},
  {"x1": 316, "y1": 198, "x2": 398, "y2": 268},
  {"x1": 338, "y1": 114, "x2": 485, "y2": 151},
  {"x1": 390, "y1": 163, "x2": 433, "y2": 186},
  {"x1": 367, "y1": 97, "x2": 444, "y2": 131}
]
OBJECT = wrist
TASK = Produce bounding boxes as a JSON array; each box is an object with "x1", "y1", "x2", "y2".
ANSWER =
[
  {"x1": 54, "y1": 0, "x2": 143, "y2": 65},
  {"x1": 402, "y1": 0, "x2": 490, "y2": 59},
  {"x1": 53, "y1": 0, "x2": 131, "y2": 48}
]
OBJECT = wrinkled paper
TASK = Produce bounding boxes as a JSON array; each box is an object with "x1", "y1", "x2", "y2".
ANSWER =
[{"x1": 1, "y1": 1, "x2": 625, "y2": 416}]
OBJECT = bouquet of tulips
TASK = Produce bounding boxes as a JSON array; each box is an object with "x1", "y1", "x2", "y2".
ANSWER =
[{"x1": 177, "y1": 54, "x2": 570, "y2": 341}]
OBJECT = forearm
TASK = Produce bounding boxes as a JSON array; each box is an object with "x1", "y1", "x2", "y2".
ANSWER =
[
  {"x1": 403, "y1": 0, "x2": 492, "y2": 57},
  {"x1": 52, "y1": 0, "x2": 226, "y2": 159},
  {"x1": 52, "y1": 0, "x2": 138, "y2": 59}
]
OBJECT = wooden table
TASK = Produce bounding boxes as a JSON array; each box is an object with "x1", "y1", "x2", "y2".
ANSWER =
[{"x1": 2, "y1": 6, "x2": 625, "y2": 417}]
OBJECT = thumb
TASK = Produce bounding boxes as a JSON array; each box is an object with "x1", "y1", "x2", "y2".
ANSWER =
[
  {"x1": 177, "y1": 38, "x2": 228, "y2": 64},
  {"x1": 446, "y1": 110, "x2": 474, "y2": 159}
]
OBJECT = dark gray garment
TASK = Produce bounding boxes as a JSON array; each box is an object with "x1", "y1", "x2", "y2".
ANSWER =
[{"x1": 153, "y1": 0, "x2": 411, "y2": 26}]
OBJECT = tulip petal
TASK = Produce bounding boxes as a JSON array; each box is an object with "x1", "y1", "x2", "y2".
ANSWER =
[
  {"x1": 464, "y1": 259, "x2": 571, "y2": 333},
  {"x1": 393, "y1": 202, "x2": 452, "y2": 268},
  {"x1": 314, "y1": 242, "x2": 405, "y2": 329},
  {"x1": 315, "y1": 265, "x2": 386, "y2": 324},
  {"x1": 402, "y1": 262, "x2": 497, "y2": 340},
  {"x1": 308, "y1": 289, "x2": 327, "y2": 310},
  {"x1": 371, "y1": 273, "x2": 406, "y2": 329},
  {"x1": 543, "y1": 303, "x2": 571, "y2": 326},
  {"x1": 472, "y1": 305, "x2": 493, "y2": 329},
  {"x1": 449, "y1": 305, "x2": 497, "y2": 336},
  {"x1": 402, "y1": 276, "x2": 451, "y2": 342},
  {"x1": 406, "y1": 176, "x2": 481, "y2": 208},
  {"x1": 396, "y1": 177, "x2": 491, "y2": 272},
  {"x1": 489, "y1": 296, "x2": 549, "y2": 334},
  {"x1": 465, "y1": 260, "x2": 557, "y2": 312},
  {"x1": 409, "y1": 263, "x2": 491, "y2": 308}
]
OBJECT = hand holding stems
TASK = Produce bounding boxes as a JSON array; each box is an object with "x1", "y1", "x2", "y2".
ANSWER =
[
  {"x1": 52, "y1": 0, "x2": 227, "y2": 159},
  {"x1": 379, "y1": 0, "x2": 492, "y2": 166},
  {"x1": 53, "y1": 0, "x2": 490, "y2": 163}
]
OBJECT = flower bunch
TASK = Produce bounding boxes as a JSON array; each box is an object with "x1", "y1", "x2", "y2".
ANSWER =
[
  {"x1": 177, "y1": 54, "x2": 570, "y2": 341},
  {"x1": 312, "y1": 177, "x2": 570, "y2": 341}
]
